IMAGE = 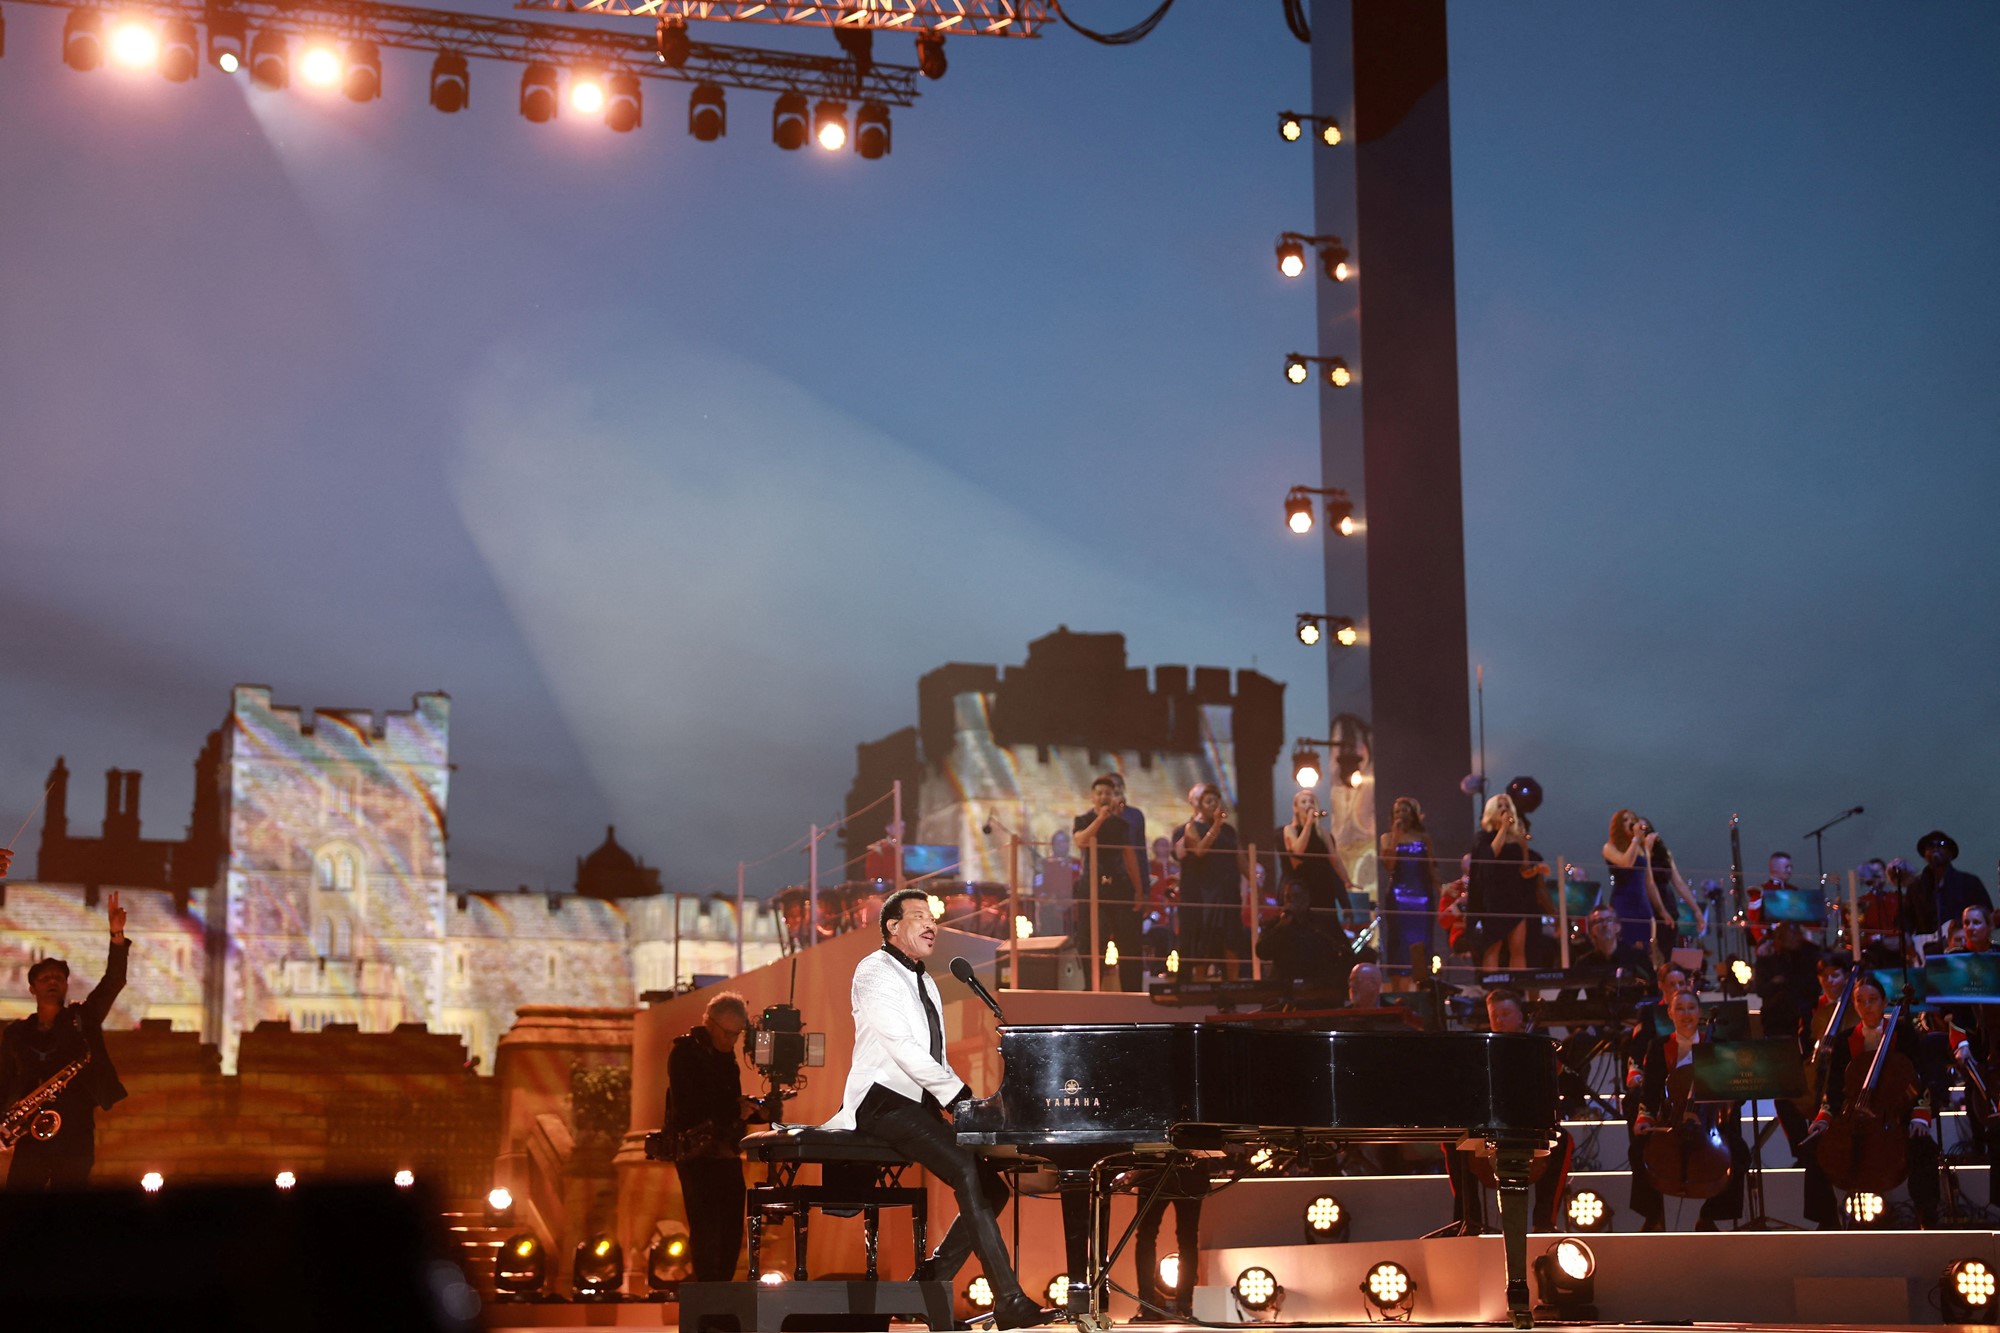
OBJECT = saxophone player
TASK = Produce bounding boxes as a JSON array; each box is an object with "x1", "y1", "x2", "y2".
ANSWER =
[{"x1": 0, "y1": 890, "x2": 130, "y2": 1189}]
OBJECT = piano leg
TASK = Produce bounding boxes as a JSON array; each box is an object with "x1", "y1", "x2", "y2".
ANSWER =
[
  {"x1": 1493, "y1": 1144, "x2": 1537, "y2": 1330},
  {"x1": 1056, "y1": 1167, "x2": 1099, "y2": 1326}
]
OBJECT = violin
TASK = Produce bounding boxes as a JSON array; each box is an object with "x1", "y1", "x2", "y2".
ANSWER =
[
  {"x1": 1795, "y1": 974, "x2": 1857, "y2": 1121},
  {"x1": 1642, "y1": 1025, "x2": 1734, "y2": 1200},
  {"x1": 1816, "y1": 1003, "x2": 1919, "y2": 1195}
]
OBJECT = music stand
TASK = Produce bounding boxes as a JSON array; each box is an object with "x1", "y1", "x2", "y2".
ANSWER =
[{"x1": 1693, "y1": 1040, "x2": 1808, "y2": 1231}]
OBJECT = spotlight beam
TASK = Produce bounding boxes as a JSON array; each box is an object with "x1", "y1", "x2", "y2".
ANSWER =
[
  {"x1": 509, "y1": 0, "x2": 1050, "y2": 36},
  {"x1": 9, "y1": 0, "x2": 925, "y2": 104}
]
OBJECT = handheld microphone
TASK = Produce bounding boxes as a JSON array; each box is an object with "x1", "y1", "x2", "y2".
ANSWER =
[{"x1": 949, "y1": 956, "x2": 1005, "y2": 1021}]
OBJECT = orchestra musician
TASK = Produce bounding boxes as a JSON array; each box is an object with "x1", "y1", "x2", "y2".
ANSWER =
[
  {"x1": 823, "y1": 889, "x2": 1050, "y2": 1328},
  {"x1": 1744, "y1": 851, "x2": 1800, "y2": 947},
  {"x1": 1806, "y1": 973, "x2": 1940, "y2": 1227},
  {"x1": 1255, "y1": 877, "x2": 1354, "y2": 1001},
  {"x1": 1786, "y1": 956, "x2": 1857, "y2": 1229},
  {"x1": 1929, "y1": 906, "x2": 2000, "y2": 1201},
  {"x1": 1442, "y1": 989, "x2": 1573, "y2": 1235},
  {"x1": 1632, "y1": 988, "x2": 1750, "y2": 1231},
  {"x1": 1346, "y1": 962, "x2": 1384, "y2": 1011}
]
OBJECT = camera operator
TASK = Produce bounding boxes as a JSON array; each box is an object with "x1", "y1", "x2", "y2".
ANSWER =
[{"x1": 666, "y1": 992, "x2": 768, "y2": 1282}]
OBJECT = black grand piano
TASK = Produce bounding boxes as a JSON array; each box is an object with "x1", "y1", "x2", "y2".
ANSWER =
[{"x1": 954, "y1": 1023, "x2": 1559, "y2": 1329}]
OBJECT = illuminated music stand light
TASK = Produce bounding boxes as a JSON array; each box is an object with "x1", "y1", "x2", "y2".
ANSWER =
[{"x1": 1691, "y1": 1039, "x2": 1806, "y2": 1232}]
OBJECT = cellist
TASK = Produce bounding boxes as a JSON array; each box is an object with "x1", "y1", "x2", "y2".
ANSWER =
[
  {"x1": 1633, "y1": 989, "x2": 1751, "y2": 1231},
  {"x1": 1807, "y1": 973, "x2": 1939, "y2": 1226}
]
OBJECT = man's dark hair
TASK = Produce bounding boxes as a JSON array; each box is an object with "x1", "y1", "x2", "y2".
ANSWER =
[
  {"x1": 1090, "y1": 774, "x2": 1118, "y2": 791},
  {"x1": 1852, "y1": 973, "x2": 1888, "y2": 1001},
  {"x1": 1486, "y1": 986, "x2": 1526, "y2": 1012},
  {"x1": 880, "y1": 887, "x2": 931, "y2": 944},
  {"x1": 27, "y1": 957, "x2": 69, "y2": 985}
]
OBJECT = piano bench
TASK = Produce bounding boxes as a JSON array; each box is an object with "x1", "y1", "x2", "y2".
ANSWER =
[{"x1": 740, "y1": 1127, "x2": 928, "y2": 1283}]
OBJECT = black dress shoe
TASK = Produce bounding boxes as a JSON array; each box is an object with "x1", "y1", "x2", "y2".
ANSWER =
[{"x1": 994, "y1": 1292, "x2": 1055, "y2": 1329}]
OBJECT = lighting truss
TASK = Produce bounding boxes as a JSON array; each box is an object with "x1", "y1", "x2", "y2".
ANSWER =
[
  {"x1": 9, "y1": 0, "x2": 924, "y2": 103},
  {"x1": 510, "y1": 0, "x2": 1048, "y2": 36}
]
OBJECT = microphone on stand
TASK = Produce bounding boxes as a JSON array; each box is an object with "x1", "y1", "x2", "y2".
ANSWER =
[{"x1": 949, "y1": 956, "x2": 1005, "y2": 1021}]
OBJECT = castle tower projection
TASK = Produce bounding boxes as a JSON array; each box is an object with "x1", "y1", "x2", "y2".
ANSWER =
[
  {"x1": 205, "y1": 686, "x2": 452, "y2": 1069},
  {"x1": 844, "y1": 628, "x2": 1285, "y2": 886}
]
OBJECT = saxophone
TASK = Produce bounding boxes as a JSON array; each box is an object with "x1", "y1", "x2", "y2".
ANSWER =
[{"x1": 0, "y1": 1053, "x2": 90, "y2": 1149}]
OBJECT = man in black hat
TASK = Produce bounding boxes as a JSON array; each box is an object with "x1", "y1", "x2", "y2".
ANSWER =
[
  {"x1": 1911, "y1": 830, "x2": 1989, "y2": 945},
  {"x1": 1, "y1": 890, "x2": 129, "y2": 1188}
]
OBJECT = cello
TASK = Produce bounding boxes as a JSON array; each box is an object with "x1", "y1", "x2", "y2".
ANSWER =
[
  {"x1": 1816, "y1": 1001, "x2": 1919, "y2": 1195},
  {"x1": 1642, "y1": 1016, "x2": 1735, "y2": 1200}
]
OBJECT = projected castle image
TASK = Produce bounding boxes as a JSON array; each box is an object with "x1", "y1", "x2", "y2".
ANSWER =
[{"x1": 3, "y1": 685, "x2": 781, "y2": 1072}]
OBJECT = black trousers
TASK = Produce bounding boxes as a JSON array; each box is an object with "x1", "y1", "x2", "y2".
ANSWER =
[
  {"x1": 676, "y1": 1157, "x2": 747, "y2": 1282},
  {"x1": 856, "y1": 1086, "x2": 1018, "y2": 1297},
  {"x1": 1134, "y1": 1195, "x2": 1201, "y2": 1317},
  {"x1": 6, "y1": 1119, "x2": 93, "y2": 1191}
]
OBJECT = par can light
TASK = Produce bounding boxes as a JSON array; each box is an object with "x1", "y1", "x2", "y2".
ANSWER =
[
  {"x1": 772, "y1": 90, "x2": 808, "y2": 149},
  {"x1": 689, "y1": 82, "x2": 726, "y2": 140},
  {"x1": 1945, "y1": 1259, "x2": 1999, "y2": 1322},
  {"x1": 430, "y1": 52, "x2": 469, "y2": 112},
  {"x1": 63, "y1": 9, "x2": 105, "y2": 71}
]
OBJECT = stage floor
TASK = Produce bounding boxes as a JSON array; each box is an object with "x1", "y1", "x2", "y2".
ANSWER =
[{"x1": 483, "y1": 1228, "x2": 1999, "y2": 1331}]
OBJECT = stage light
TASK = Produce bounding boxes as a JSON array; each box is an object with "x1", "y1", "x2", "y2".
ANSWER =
[
  {"x1": 1232, "y1": 1266, "x2": 1282, "y2": 1317},
  {"x1": 965, "y1": 1275, "x2": 994, "y2": 1309},
  {"x1": 140, "y1": 1171, "x2": 164, "y2": 1192},
  {"x1": 1292, "y1": 745, "x2": 1321, "y2": 790},
  {"x1": 1844, "y1": 1191, "x2": 1886, "y2": 1227},
  {"x1": 1285, "y1": 355, "x2": 1310, "y2": 385},
  {"x1": 1297, "y1": 615, "x2": 1322, "y2": 647},
  {"x1": 574, "y1": 1234, "x2": 624, "y2": 1300},
  {"x1": 393, "y1": 1168, "x2": 415, "y2": 1187},
  {"x1": 1347, "y1": 768, "x2": 1365, "y2": 789},
  {"x1": 1944, "y1": 1260, "x2": 1999, "y2": 1323},
  {"x1": 570, "y1": 71, "x2": 605, "y2": 117},
  {"x1": 207, "y1": 15, "x2": 244, "y2": 72},
  {"x1": 760, "y1": 1270, "x2": 787, "y2": 1285},
  {"x1": 1276, "y1": 238, "x2": 1306, "y2": 279},
  {"x1": 1165, "y1": 949, "x2": 1180, "y2": 974},
  {"x1": 1158, "y1": 1253, "x2": 1179, "y2": 1289},
  {"x1": 1326, "y1": 357, "x2": 1353, "y2": 388},
  {"x1": 63, "y1": 10, "x2": 104, "y2": 71},
  {"x1": 1320, "y1": 118, "x2": 1342, "y2": 146},
  {"x1": 1304, "y1": 1194, "x2": 1349, "y2": 1242},
  {"x1": 1565, "y1": 1187, "x2": 1610, "y2": 1232},
  {"x1": 1730, "y1": 957, "x2": 1753, "y2": 987},
  {"x1": 160, "y1": 19, "x2": 197, "y2": 80},
  {"x1": 647, "y1": 1230, "x2": 691, "y2": 1294},
  {"x1": 1044, "y1": 1274, "x2": 1068, "y2": 1305},
  {"x1": 1533, "y1": 1238, "x2": 1597, "y2": 1318},
  {"x1": 342, "y1": 39, "x2": 380, "y2": 101},
  {"x1": 496, "y1": 1234, "x2": 547, "y2": 1299},
  {"x1": 520, "y1": 63, "x2": 558, "y2": 122},
  {"x1": 688, "y1": 82, "x2": 725, "y2": 140},
  {"x1": 1279, "y1": 113, "x2": 1303, "y2": 141},
  {"x1": 815, "y1": 99, "x2": 847, "y2": 151},
  {"x1": 1285, "y1": 488, "x2": 1314, "y2": 533},
  {"x1": 855, "y1": 101, "x2": 890, "y2": 159},
  {"x1": 430, "y1": 52, "x2": 469, "y2": 112},
  {"x1": 1331, "y1": 616, "x2": 1359, "y2": 647},
  {"x1": 298, "y1": 41, "x2": 340, "y2": 89},
  {"x1": 1328, "y1": 496, "x2": 1356, "y2": 536},
  {"x1": 1247, "y1": 1147, "x2": 1274, "y2": 1172},
  {"x1": 1361, "y1": 1261, "x2": 1413, "y2": 1319},
  {"x1": 1014, "y1": 914, "x2": 1033, "y2": 940},
  {"x1": 915, "y1": 31, "x2": 945, "y2": 80},
  {"x1": 606, "y1": 71, "x2": 641, "y2": 131},
  {"x1": 109, "y1": 18, "x2": 160, "y2": 72},
  {"x1": 487, "y1": 1186, "x2": 514, "y2": 1213},
  {"x1": 1321, "y1": 239, "x2": 1352, "y2": 282},
  {"x1": 275, "y1": 1170, "x2": 297, "y2": 1189},
  {"x1": 772, "y1": 90, "x2": 808, "y2": 149},
  {"x1": 249, "y1": 28, "x2": 286, "y2": 87},
  {"x1": 1104, "y1": 939, "x2": 1119, "y2": 968},
  {"x1": 654, "y1": 14, "x2": 689, "y2": 67}
]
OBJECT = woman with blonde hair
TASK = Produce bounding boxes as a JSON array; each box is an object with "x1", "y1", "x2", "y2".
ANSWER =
[{"x1": 1471, "y1": 793, "x2": 1543, "y2": 970}]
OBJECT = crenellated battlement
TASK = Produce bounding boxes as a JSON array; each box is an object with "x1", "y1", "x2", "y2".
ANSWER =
[{"x1": 228, "y1": 685, "x2": 450, "y2": 771}]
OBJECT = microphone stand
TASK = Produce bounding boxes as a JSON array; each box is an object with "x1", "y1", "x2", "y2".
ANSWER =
[{"x1": 1801, "y1": 806, "x2": 1864, "y2": 890}]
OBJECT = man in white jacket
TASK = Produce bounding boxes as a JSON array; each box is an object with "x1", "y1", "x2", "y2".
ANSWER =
[{"x1": 826, "y1": 887, "x2": 1048, "y2": 1328}]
